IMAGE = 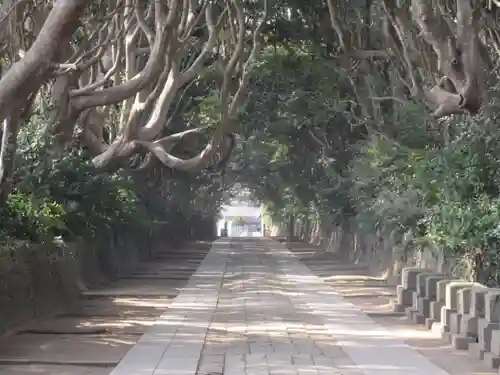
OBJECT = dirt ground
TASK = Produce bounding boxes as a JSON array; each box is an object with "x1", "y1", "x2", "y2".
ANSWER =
[
  {"x1": 0, "y1": 242, "x2": 212, "y2": 375},
  {"x1": 288, "y1": 242, "x2": 496, "y2": 375}
]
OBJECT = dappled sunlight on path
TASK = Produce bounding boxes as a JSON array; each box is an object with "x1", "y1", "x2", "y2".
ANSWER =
[{"x1": 106, "y1": 238, "x2": 486, "y2": 375}]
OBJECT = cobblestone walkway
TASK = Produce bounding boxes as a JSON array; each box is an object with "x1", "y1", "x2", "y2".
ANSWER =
[{"x1": 110, "y1": 238, "x2": 453, "y2": 375}]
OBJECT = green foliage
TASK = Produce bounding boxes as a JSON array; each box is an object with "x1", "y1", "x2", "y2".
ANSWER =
[
  {"x1": 225, "y1": 47, "x2": 363, "y2": 228},
  {"x1": 1, "y1": 140, "x2": 151, "y2": 243},
  {"x1": 226, "y1": 42, "x2": 500, "y2": 285},
  {"x1": 1, "y1": 111, "x2": 223, "y2": 246},
  {"x1": 2, "y1": 193, "x2": 67, "y2": 241},
  {"x1": 351, "y1": 106, "x2": 500, "y2": 285}
]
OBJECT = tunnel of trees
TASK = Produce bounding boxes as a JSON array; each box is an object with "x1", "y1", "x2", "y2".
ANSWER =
[{"x1": 2, "y1": 0, "x2": 500, "y2": 325}]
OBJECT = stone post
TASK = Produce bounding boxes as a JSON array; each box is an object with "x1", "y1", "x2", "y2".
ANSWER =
[
  {"x1": 393, "y1": 267, "x2": 430, "y2": 313},
  {"x1": 421, "y1": 276, "x2": 454, "y2": 328},
  {"x1": 427, "y1": 279, "x2": 457, "y2": 330},
  {"x1": 439, "y1": 281, "x2": 479, "y2": 339},
  {"x1": 468, "y1": 287, "x2": 490, "y2": 360},
  {"x1": 474, "y1": 290, "x2": 500, "y2": 368},
  {"x1": 412, "y1": 272, "x2": 444, "y2": 324},
  {"x1": 450, "y1": 285, "x2": 486, "y2": 349}
]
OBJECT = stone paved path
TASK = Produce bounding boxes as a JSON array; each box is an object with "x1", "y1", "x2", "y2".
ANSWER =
[{"x1": 110, "y1": 238, "x2": 454, "y2": 375}]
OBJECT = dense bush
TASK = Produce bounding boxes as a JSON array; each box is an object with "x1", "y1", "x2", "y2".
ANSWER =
[
  {"x1": 350, "y1": 106, "x2": 500, "y2": 285},
  {"x1": 0, "y1": 132, "x2": 151, "y2": 245},
  {"x1": 0, "y1": 115, "x2": 223, "y2": 250}
]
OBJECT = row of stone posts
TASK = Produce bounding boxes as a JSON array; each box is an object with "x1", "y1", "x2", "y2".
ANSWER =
[{"x1": 393, "y1": 267, "x2": 500, "y2": 369}]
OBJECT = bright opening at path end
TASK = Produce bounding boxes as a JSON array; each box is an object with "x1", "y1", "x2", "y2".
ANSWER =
[{"x1": 217, "y1": 204, "x2": 263, "y2": 237}]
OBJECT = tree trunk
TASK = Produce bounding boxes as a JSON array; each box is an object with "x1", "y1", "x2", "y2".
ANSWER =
[
  {"x1": 287, "y1": 214, "x2": 295, "y2": 241},
  {"x1": 303, "y1": 217, "x2": 311, "y2": 242},
  {"x1": 338, "y1": 218, "x2": 352, "y2": 260},
  {"x1": 0, "y1": 113, "x2": 21, "y2": 207},
  {"x1": 0, "y1": 0, "x2": 89, "y2": 123}
]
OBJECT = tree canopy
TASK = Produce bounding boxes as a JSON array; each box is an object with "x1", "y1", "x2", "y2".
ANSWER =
[{"x1": 2, "y1": 0, "x2": 500, "y2": 285}]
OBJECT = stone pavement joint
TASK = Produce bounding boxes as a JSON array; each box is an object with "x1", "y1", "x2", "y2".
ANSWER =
[{"x1": 110, "y1": 238, "x2": 454, "y2": 375}]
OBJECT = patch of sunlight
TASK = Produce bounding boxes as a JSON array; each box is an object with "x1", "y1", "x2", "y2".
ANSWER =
[
  {"x1": 111, "y1": 298, "x2": 172, "y2": 308},
  {"x1": 324, "y1": 275, "x2": 385, "y2": 281}
]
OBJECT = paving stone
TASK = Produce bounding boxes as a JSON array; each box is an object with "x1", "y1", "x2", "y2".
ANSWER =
[{"x1": 109, "y1": 238, "x2": 455, "y2": 375}]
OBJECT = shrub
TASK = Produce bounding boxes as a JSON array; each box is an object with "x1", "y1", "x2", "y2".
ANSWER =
[{"x1": 350, "y1": 106, "x2": 500, "y2": 285}]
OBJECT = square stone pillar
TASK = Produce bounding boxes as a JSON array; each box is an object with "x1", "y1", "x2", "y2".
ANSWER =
[
  {"x1": 413, "y1": 272, "x2": 445, "y2": 324},
  {"x1": 406, "y1": 271, "x2": 441, "y2": 322},
  {"x1": 440, "y1": 281, "x2": 480, "y2": 340},
  {"x1": 468, "y1": 287, "x2": 490, "y2": 360},
  {"x1": 450, "y1": 285, "x2": 486, "y2": 349},
  {"x1": 419, "y1": 275, "x2": 453, "y2": 328},
  {"x1": 393, "y1": 267, "x2": 430, "y2": 313},
  {"x1": 427, "y1": 279, "x2": 456, "y2": 330},
  {"x1": 473, "y1": 290, "x2": 500, "y2": 368}
]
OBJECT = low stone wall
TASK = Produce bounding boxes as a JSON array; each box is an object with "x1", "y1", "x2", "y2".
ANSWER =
[
  {"x1": 0, "y1": 240, "x2": 79, "y2": 335},
  {"x1": 0, "y1": 232, "x2": 164, "y2": 337},
  {"x1": 394, "y1": 267, "x2": 500, "y2": 370},
  {"x1": 268, "y1": 217, "x2": 473, "y2": 285}
]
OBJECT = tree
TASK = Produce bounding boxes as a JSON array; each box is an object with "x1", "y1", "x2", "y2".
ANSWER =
[
  {"x1": 0, "y1": 0, "x2": 269, "y2": 204},
  {"x1": 323, "y1": 0, "x2": 494, "y2": 119}
]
